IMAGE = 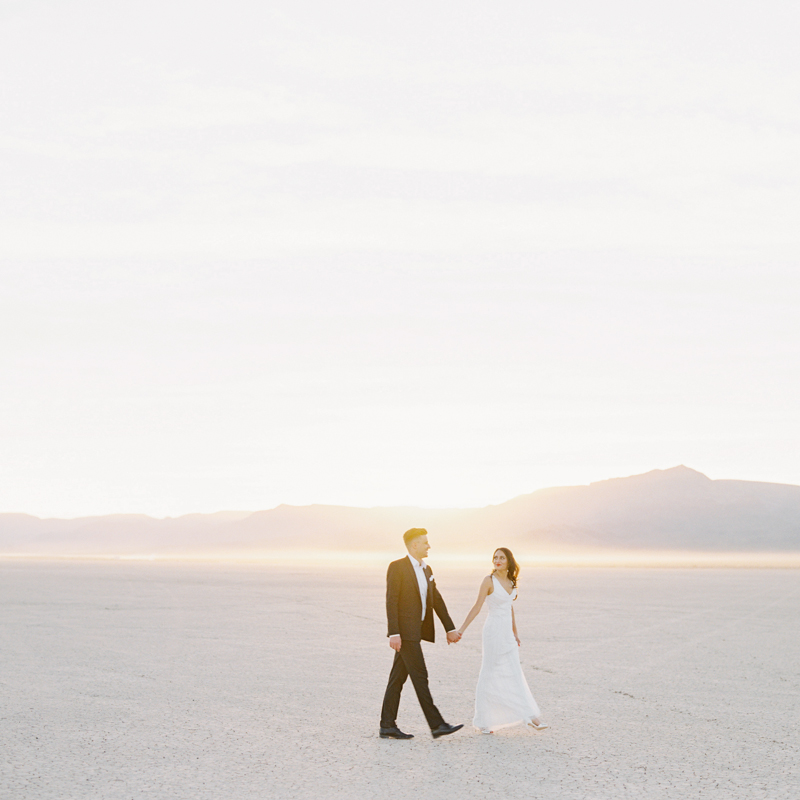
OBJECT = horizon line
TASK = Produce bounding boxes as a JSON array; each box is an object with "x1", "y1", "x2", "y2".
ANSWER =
[{"x1": 6, "y1": 465, "x2": 800, "y2": 521}]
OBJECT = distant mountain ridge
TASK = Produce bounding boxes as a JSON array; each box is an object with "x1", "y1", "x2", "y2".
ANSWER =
[{"x1": 2, "y1": 466, "x2": 800, "y2": 555}]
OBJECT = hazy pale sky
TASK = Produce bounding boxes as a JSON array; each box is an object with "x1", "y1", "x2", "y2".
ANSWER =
[{"x1": 2, "y1": 1, "x2": 799, "y2": 517}]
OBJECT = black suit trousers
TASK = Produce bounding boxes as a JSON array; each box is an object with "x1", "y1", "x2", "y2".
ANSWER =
[{"x1": 380, "y1": 640, "x2": 444, "y2": 730}]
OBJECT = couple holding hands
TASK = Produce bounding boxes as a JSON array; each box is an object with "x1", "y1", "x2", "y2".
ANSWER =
[{"x1": 380, "y1": 527, "x2": 548, "y2": 739}]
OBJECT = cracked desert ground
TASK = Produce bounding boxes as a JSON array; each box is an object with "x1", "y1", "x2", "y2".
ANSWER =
[{"x1": 2, "y1": 560, "x2": 798, "y2": 799}]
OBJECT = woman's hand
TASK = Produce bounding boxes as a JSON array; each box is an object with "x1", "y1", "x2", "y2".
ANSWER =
[{"x1": 514, "y1": 634, "x2": 521, "y2": 646}]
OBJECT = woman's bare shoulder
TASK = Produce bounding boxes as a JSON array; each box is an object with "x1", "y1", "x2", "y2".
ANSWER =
[{"x1": 482, "y1": 574, "x2": 494, "y2": 594}]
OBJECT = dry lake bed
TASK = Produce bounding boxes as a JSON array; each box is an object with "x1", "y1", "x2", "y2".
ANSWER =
[{"x1": 1, "y1": 559, "x2": 798, "y2": 799}]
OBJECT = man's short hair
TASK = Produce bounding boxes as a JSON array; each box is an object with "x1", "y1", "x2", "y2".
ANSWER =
[{"x1": 403, "y1": 528, "x2": 427, "y2": 547}]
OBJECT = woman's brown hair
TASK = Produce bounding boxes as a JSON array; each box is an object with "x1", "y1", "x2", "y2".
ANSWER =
[{"x1": 493, "y1": 547, "x2": 520, "y2": 589}]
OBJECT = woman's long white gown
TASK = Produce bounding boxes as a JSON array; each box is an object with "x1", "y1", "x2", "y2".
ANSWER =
[{"x1": 473, "y1": 575, "x2": 541, "y2": 732}]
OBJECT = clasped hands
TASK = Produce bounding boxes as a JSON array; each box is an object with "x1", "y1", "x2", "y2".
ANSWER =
[{"x1": 388, "y1": 630, "x2": 462, "y2": 652}]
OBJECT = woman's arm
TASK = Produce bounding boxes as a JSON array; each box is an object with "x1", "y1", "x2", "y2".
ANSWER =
[
  {"x1": 457, "y1": 576, "x2": 493, "y2": 635},
  {"x1": 512, "y1": 604, "x2": 520, "y2": 646}
]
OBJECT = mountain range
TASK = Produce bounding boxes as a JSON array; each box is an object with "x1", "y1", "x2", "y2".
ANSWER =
[{"x1": 2, "y1": 466, "x2": 800, "y2": 555}]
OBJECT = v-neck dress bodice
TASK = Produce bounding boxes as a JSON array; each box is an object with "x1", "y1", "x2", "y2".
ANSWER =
[
  {"x1": 473, "y1": 575, "x2": 541, "y2": 732},
  {"x1": 486, "y1": 574, "x2": 516, "y2": 609}
]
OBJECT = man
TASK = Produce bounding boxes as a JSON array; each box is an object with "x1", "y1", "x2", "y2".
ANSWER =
[{"x1": 379, "y1": 527, "x2": 464, "y2": 740}]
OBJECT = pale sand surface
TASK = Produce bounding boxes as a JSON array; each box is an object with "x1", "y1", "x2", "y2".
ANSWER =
[{"x1": 2, "y1": 561, "x2": 799, "y2": 799}]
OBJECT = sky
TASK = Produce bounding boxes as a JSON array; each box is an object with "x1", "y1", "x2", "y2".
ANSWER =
[{"x1": 1, "y1": 0, "x2": 799, "y2": 518}]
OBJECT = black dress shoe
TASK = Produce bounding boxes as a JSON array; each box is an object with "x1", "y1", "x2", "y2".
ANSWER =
[
  {"x1": 431, "y1": 722, "x2": 464, "y2": 739},
  {"x1": 379, "y1": 726, "x2": 414, "y2": 739}
]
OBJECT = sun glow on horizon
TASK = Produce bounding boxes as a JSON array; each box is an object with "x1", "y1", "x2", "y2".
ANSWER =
[{"x1": 3, "y1": 549, "x2": 800, "y2": 570}]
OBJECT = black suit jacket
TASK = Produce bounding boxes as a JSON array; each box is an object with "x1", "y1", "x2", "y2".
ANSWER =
[{"x1": 385, "y1": 556, "x2": 455, "y2": 643}]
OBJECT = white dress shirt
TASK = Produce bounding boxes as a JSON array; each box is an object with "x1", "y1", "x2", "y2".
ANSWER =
[{"x1": 408, "y1": 554, "x2": 429, "y2": 621}]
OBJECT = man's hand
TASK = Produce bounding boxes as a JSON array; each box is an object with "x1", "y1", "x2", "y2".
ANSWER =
[
  {"x1": 447, "y1": 630, "x2": 461, "y2": 644},
  {"x1": 389, "y1": 634, "x2": 402, "y2": 652}
]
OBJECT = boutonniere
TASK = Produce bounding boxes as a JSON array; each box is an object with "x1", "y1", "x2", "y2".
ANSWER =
[{"x1": 429, "y1": 575, "x2": 434, "y2": 582}]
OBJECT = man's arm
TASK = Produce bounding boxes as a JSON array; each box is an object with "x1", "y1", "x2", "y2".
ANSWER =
[
  {"x1": 431, "y1": 579, "x2": 458, "y2": 641},
  {"x1": 386, "y1": 562, "x2": 401, "y2": 649}
]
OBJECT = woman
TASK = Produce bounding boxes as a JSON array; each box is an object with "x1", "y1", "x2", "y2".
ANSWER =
[{"x1": 457, "y1": 547, "x2": 548, "y2": 733}]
